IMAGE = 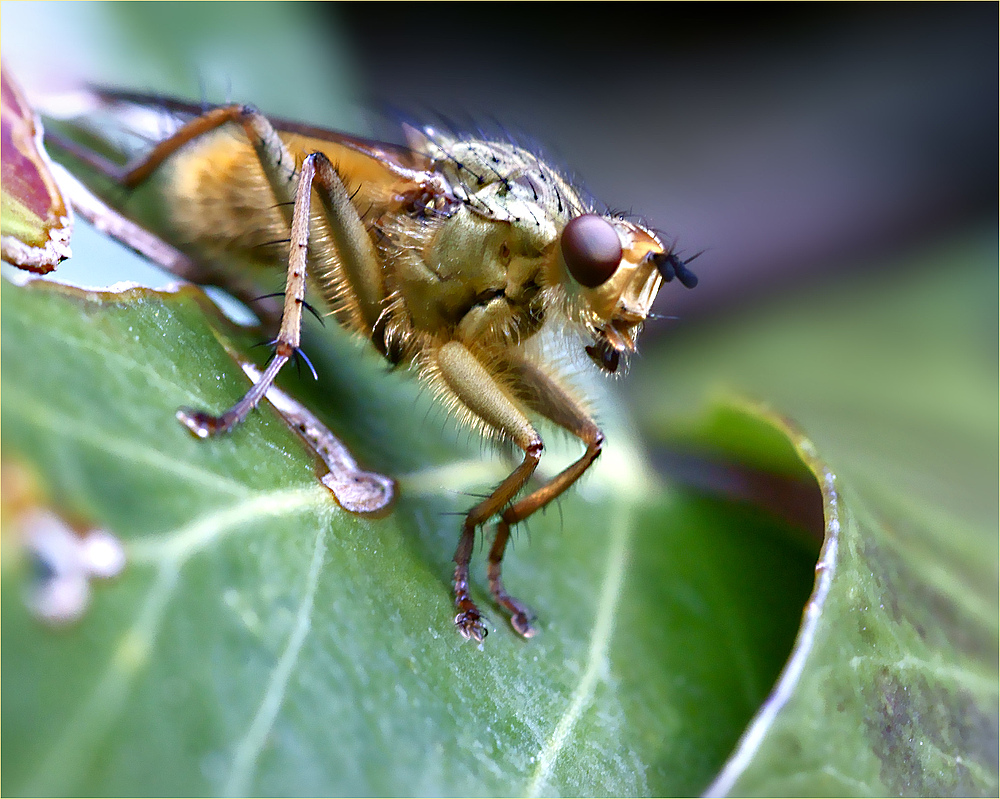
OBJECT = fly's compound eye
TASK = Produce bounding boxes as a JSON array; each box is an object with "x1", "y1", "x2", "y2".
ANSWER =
[{"x1": 561, "y1": 214, "x2": 622, "y2": 288}]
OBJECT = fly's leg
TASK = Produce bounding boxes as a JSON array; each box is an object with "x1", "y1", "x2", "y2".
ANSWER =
[
  {"x1": 84, "y1": 103, "x2": 385, "y2": 438},
  {"x1": 488, "y1": 359, "x2": 605, "y2": 637},
  {"x1": 121, "y1": 105, "x2": 297, "y2": 192},
  {"x1": 173, "y1": 146, "x2": 387, "y2": 436},
  {"x1": 48, "y1": 105, "x2": 307, "y2": 430},
  {"x1": 174, "y1": 145, "x2": 313, "y2": 436},
  {"x1": 54, "y1": 118, "x2": 395, "y2": 509},
  {"x1": 131, "y1": 105, "x2": 302, "y2": 333},
  {"x1": 435, "y1": 341, "x2": 544, "y2": 642},
  {"x1": 488, "y1": 430, "x2": 603, "y2": 637},
  {"x1": 50, "y1": 162, "x2": 201, "y2": 285},
  {"x1": 298, "y1": 153, "x2": 386, "y2": 331},
  {"x1": 239, "y1": 361, "x2": 394, "y2": 514},
  {"x1": 176, "y1": 145, "x2": 383, "y2": 436}
]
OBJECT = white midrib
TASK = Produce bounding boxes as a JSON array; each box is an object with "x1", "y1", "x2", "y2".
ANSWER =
[
  {"x1": 224, "y1": 525, "x2": 328, "y2": 795},
  {"x1": 526, "y1": 500, "x2": 632, "y2": 797}
]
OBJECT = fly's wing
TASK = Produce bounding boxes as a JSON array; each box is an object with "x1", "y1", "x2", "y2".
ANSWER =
[
  {"x1": 280, "y1": 131, "x2": 430, "y2": 221},
  {"x1": 95, "y1": 89, "x2": 434, "y2": 187},
  {"x1": 35, "y1": 88, "x2": 441, "y2": 323},
  {"x1": 41, "y1": 87, "x2": 434, "y2": 200}
]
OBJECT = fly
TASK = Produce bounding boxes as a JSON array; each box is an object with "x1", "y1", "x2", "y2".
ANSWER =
[{"x1": 43, "y1": 90, "x2": 699, "y2": 642}]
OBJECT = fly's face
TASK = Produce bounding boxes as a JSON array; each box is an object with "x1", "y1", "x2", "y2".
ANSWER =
[{"x1": 558, "y1": 215, "x2": 698, "y2": 374}]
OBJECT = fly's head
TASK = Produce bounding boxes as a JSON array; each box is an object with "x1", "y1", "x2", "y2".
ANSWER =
[{"x1": 557, "y1": 215, "x2": 699, "y2": 374}]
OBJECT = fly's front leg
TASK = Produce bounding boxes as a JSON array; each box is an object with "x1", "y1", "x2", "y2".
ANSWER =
[
  {"x1": 435, "y1": 342, "x2": 543, "y2": 642},
  {"x1": 488, "y1": 360, "x2": 605, "y2": 637}
]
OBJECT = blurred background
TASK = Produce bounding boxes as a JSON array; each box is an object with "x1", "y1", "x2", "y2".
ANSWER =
[
  {"x1": 336, "y1": 3, "x2": 999, "y2": 326},
  {"x1": 2, "y1": 2, "x2": 996, "y2": 328}
]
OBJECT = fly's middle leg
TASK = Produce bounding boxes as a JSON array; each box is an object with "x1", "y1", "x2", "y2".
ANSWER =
[{"x1": 435, "y1": 341, "x2": 543, "y2": 641}]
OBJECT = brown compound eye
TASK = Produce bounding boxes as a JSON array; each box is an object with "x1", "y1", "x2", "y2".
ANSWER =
[{"x1": 560, "y1": 214, "x2": 622, "y2": 288}]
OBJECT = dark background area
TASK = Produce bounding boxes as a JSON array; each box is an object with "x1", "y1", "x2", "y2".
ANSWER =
[
  {"x1": 4, "y1": 3, "x2": 995, "y2": 329},
  {"x1": 333, "y1": 3, "x2": 997, "y2": 326}
]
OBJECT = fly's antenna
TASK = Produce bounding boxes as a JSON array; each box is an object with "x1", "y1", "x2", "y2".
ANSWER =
[{"x1": 648, "y1": 249, "x2": 701, "y2": 289}]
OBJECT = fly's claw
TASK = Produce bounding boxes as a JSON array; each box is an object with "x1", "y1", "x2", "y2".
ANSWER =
[
  {"x1": 176, "y1": 407, "x2": 221, "y2": 438},
  {"x1": 499, "y1": 585, "x2": 538, "y2": 638},
  {"x1": 510, "y1": 612, "x2": 537, "y2": 639},
  {"x1": 454, "y1": 609, "x2": 488, "y2": 642}
]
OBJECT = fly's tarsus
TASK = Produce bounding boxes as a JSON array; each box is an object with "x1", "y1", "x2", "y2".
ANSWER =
[
  {"x1": 176, "y1": 406, "x2": 234, "y2": 439},
  {"x1": 488, "y1": 519, "x2": 538, "y2": 638},
  {"x1": 453, "y1": 522, "x2": 489, "y2": 642}
]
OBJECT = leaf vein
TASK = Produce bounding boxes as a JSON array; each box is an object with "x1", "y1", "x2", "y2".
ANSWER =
[
  {"x1": 526, "y1": 501, "x2": 632, "y2": 796},
  {"x1": 225, "y1": 524, "x2": 328, "y2": 795}
]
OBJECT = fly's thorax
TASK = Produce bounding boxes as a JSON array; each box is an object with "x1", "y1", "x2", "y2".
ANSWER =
[
  {"x1": 412, "y1": 128, "x2": 582, "y2": 234},
  {"x1": 388, "y1": 201, "x2": 553, "y2": 346}
]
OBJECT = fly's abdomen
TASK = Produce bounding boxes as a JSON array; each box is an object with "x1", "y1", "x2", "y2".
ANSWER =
[{"x1": 164, "y1": 128, "x2": 289, "y2": 260}]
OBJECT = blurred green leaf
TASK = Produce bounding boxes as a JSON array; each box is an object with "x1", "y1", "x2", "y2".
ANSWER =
[{"x1": 633, "y1": 233, "x2": 999, "y2": 796}]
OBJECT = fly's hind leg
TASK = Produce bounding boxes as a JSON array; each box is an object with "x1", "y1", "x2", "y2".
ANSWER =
[
  {"x1": 90, "y1": 104, "x2": 311, "y2": 436},
  {"x1": 175, "y1": 145, "x2": 315, "y2": 437},
  {"x1": 175, "y1": 147, "x2": 386, "y2": 437},
  {"x1": 89, "y1": 104, "x2": 387, "y2": 438},
  {"x1": 53, "y1": 103, "x2": 392, "y2": 508}
]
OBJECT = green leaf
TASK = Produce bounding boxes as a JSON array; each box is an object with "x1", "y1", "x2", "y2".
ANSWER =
[
  {"x1": 632, "y1": 232, "x2": 999, "y2": 795},
  {"x1": 1, "y1": 277, "x2": 815, "y2": 796},
  {"x1": 4, "y1": 6, "x2": 809, "y2": 794}
]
